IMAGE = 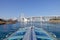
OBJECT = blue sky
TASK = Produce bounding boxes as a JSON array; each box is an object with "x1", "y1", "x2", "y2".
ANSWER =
[{"x1": 0, "y1": 0, "x2": 60, "y2": 18}]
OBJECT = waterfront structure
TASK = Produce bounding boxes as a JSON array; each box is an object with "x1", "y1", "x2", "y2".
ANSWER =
[{"x1": 18, "y1": 16, "x2": 60, "y2": 22}]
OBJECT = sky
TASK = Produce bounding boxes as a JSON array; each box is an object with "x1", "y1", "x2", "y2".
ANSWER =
[{"x1": 0, "y1": 0, "x2": 60, "y2": 18}]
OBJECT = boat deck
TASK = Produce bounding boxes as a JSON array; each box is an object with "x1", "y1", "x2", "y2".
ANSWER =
[{"x1": 4, "y1": 26, "x2": 57, "y2": 40}]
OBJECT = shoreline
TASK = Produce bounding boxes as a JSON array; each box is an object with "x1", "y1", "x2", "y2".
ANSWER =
[
  {"x1": 0, "y1": 21, "x2": 17, "y2": 25},
  {"x1": 49, "y1": 20, "x2": 60, "y2": 23}
]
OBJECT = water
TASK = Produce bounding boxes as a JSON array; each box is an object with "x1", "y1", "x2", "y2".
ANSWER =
[
  {"x1": 0, "y1": 22, "x2": 20, "y2": 40},
  {"x1": 0, "y1": 22, "x2": 60, "y2": 40}
]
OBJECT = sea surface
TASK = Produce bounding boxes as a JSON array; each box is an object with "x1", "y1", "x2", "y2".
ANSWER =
[{"x1": 0, "y1": 22, "x2": 60, "y2": 40}]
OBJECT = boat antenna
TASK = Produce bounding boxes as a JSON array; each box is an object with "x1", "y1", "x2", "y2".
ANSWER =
[{"x1": 40, "y1": 16, "x2": 43, "y2": 28}]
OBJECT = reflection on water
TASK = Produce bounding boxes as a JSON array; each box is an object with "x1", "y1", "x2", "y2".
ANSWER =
[{"x1": 0, "y1": 22, "x2": 60, "y2": 40}]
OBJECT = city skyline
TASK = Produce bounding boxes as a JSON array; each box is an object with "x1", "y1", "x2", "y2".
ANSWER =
[{"x1": 0, "y1": 0, "x2": 60, "y2": 18}]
